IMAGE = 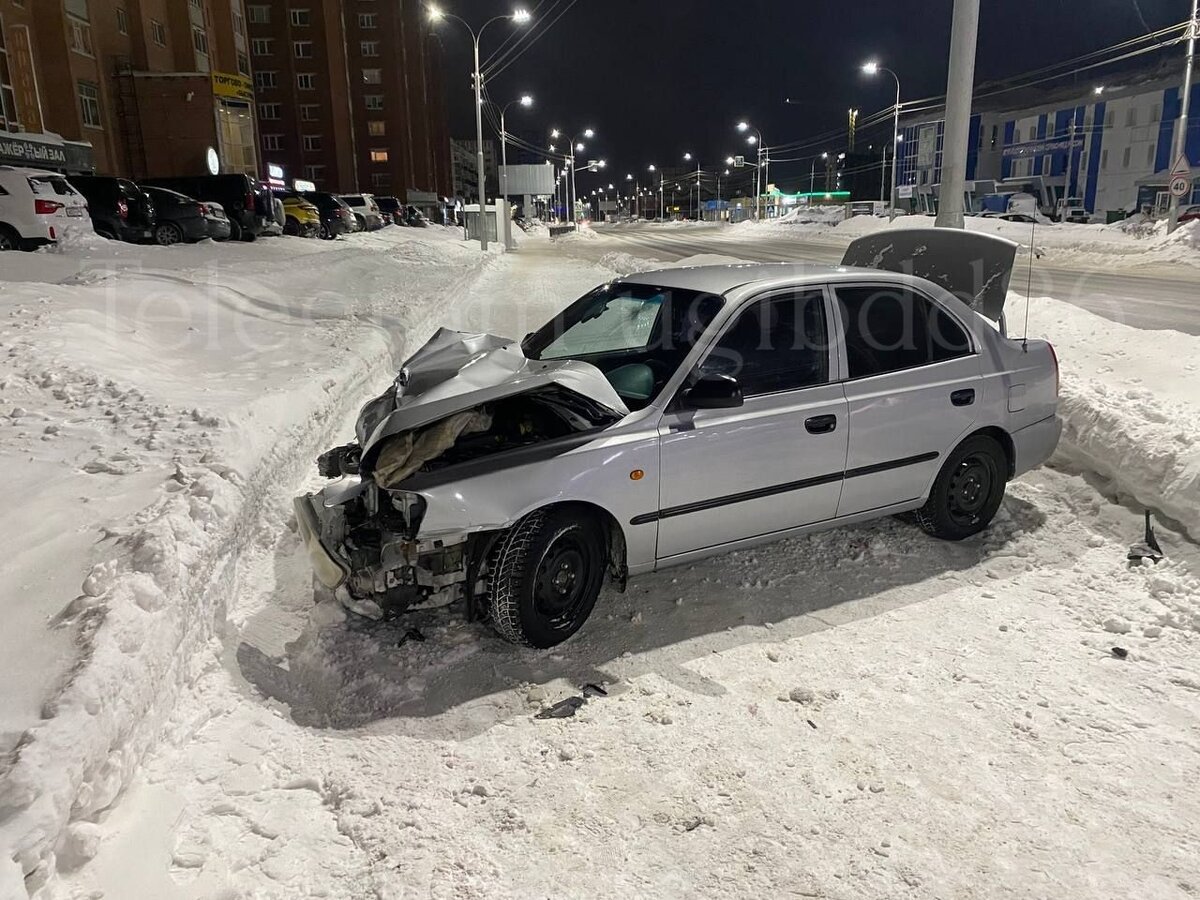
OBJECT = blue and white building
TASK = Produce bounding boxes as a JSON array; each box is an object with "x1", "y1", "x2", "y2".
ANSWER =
[{"x1": 895, "y1": 66, "x2": 1200, "y2": 217}]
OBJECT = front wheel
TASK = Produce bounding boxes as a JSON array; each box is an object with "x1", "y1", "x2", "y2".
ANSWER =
[
  {"x1": 488, "y1": 508, "x2": 607, "y2": 648},
  {"x1": 915, "y1": 435, "x2": 1007, "y2": 541}
]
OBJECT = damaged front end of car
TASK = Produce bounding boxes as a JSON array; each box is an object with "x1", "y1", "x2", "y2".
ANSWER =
[{"x1": 295, "y1": 329, "x2": 628, "y2": 620}]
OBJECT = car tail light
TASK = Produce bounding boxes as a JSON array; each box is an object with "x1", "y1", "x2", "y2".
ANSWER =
[
  {"x1": 199, "y1": 203, "x2": 209, "y2": 216},
  {"x1": 1047, "y1": 341, "x2": 1059, "y2": 397},
  {"x1": 34, "y1": 199, "x2": 63, "y2": 215},
  {"x1": 117, "y1": 200, "x2": 129, "y2": 219},
  {"x1": 245, "y1": 190, "x2": 255, "y2": 211}
]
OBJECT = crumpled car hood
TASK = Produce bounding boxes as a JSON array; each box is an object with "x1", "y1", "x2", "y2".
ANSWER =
[{"x1": 355, "y1": 328, "x2": 629, "y2": 455}]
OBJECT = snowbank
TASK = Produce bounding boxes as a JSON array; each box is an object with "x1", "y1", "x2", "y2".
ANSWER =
[
  {"x1": 1025, "y1": 295, "x2": 1200, "y2": 541},
  {"x1": 0, "y1": 228, "x2": 497, "y2": 894}
]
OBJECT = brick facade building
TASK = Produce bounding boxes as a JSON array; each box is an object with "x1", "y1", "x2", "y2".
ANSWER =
[
  {"x1": 1, "y1": 0, "x2": 450, "y2": 196},
  {"x1": 0, "y1": 0, "x2": 259, "y2": 178},
  {"x1": 246, "y1": 0, "x2": 451, "y2": 199}
]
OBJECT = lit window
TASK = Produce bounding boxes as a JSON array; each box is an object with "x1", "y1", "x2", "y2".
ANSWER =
[
  {"x1": 294, "y1": 41, "x2": 313, "y2": 58},
  {"x1": 248, "y1": 5, "x2": 270, "y2": 24},
  {"x1": 303, "y1": 134, "x2": 322, "y2": 151},
  {"x1": 290, "y1": 9, "x2": 311, "y2": 26},
  {"x1": 361, "y1": 41, "x2": 379, "y2": 57},
  {"x1": 362, "y1": 68, "x2": 381, "y2": 84},
  {"x1": 150, "y1": 20, "x2": 166, "y2": 46},
  {"x1": 296, "y1": 73, "x2": 315, "y2": 90},
  {"x1": 78, "y1": 81, "x2": 101, "y2": 128},
  {"x1": 255, "y1": 71, "x2": 277, "y2": 89},
  {"x1": 368, "y1": 120, "x2": 385, "y2": 136},
  {"x1": 370, "y1": 148, "x2": 388, "y2": 163},
  {"x1": 359, "y1": 13, "x2": 377, "y2": 28}
]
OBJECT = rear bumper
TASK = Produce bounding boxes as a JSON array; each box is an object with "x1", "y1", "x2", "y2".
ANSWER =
[
  {"x1": 206, "y1": 218, "x2": 232, "y2": 240},
  {"x1": 1012, "y1": 414, "x2": 1062, "y2": 477}
]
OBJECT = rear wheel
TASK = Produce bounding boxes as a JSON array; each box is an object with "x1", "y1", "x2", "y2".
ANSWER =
[
  {"x1": 488, "y1": 508, "x2": 606, "y2": 648},
  {"x1": 284, "y1": 216, "x2": 300, "y2": 236},
  {"x1": 0, "y1": 224, "x2": 19, "y2": 251},
  {"x1": 154, "y1": 222, "x2": 183, "y2": 246},
  {"x1": 228, "y1": 219, "x2": 243, "y2": 242},
  {"x1": 915, "y1": 435, "x2": 1007, "y2": 540},
  {"x1": 319, "y1": 222, "x2": 333, "y2": 240}
]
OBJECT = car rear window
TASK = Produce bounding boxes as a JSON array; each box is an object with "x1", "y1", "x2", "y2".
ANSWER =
[
  {"x1": 28, "y1": 175, "x2": 75, "y2": 197},
  {"x1": 343, "y1": 195, "x2": 363, "y2": 205}
]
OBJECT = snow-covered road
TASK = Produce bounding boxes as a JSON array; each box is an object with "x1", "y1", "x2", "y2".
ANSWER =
[
  {"x1": 2, "y1": 226, "x2": 1198, "y2": 899},
  {"x1": 577, "y1": 221, "x2": 1200, "y2": 335}
]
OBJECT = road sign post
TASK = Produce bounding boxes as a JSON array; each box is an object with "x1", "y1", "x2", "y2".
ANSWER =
[{"x1": 1168, "y1": 153, "x2": 1192, "y2": 202}]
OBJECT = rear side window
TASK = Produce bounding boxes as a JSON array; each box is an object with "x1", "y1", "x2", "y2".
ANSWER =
[
  {"x1": 834, "y1": 285, "x2": 971, "y2": 379},
  {"x1": 343, "y1": 195, "x2": 362, "y2": 206},
  {"x1": 700, "y1": 291, "x2": 829, "y2": 396},
  {"x1": 29, "y1": 176, "x2": 74, "y2": 196}
]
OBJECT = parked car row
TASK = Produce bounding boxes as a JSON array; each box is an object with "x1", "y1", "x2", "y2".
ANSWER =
[{"x1": 3, "y1": 167, "x2": 441, "y2": 252}]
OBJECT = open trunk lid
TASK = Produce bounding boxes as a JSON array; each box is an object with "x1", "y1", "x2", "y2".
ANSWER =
[{"x1": 841, "y1": 227, "x2": 1018, "y2": 321}]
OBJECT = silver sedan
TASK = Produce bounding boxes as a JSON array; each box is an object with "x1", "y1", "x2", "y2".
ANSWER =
[{"x1": 297, "y1": 230, "x2": 1062, "y2": 647}]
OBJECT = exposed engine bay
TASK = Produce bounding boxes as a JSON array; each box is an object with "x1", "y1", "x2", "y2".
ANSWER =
[{"x1": 295, "y1": 330, "x2": 628, "y2": 620}]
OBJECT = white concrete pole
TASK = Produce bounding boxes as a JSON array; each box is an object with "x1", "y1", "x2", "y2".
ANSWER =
[
  {"x1": 1166, "y1": 0, "x2": 1198, "y2": 234},
  {"x1": 934, "y1": 0, "x2": 980, "y2": 229}
]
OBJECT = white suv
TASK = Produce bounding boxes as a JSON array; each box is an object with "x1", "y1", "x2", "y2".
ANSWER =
[
  {"x1": 0, "y1": 166, "x2": 90, "y2": 251},
  {"x1": 338, "y1": 193, "x2": 383, "y2": 231}
]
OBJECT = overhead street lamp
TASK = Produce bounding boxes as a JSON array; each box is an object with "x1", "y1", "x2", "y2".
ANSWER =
[
  {"x1": 809, "y1": 151, "x2": 828, "y2": 197},
  {"x1": 428, "y1": 5, "x2": 532, "y2": 250},
  {"x1": 553, "y1": 127, "x2": 595, "y2": 226},
  {"x1": 648, "y1": 163, "x2": 664, "y2": 220},
  {"x1": 862, "y1": 59, "x2": 902, "y2": 220},
  {"x1": 493, "y1": 93, "x2": 532, "y2": 250},
  {"x1": 737, "y1": 121, "x2": 767, "y2": 219}
]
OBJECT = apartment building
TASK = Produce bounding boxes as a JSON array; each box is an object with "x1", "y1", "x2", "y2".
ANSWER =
[
  {"x1": 246, "y1": 0, "x2": 451, "y2": 200},
  {"x1": 0, "y1": 0, "x2": 259, "y2": 179}
]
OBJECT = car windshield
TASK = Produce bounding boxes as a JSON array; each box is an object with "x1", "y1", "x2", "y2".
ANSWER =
[{"x1": 524, "y1": 282, "x2": 724, "y2": 408}]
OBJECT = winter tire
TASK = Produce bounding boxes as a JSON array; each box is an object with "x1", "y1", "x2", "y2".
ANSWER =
[
  {"x1": 0, "y1": 225, "x2": 18, "y2": 251},
  {"x1": 228, "y1": 219, "x2": 243, "y2": 242},
  {"x1": 154, "y1": 222, "x2": 183, "y2": 246},
  {"x1": 488, "y1": 508, "x2": 606, "y2": 648},
  {"x1": 284, "y1": 217, "x2": 300, "y2": 237},
  {"x1": 915, "y1": 434, "x2": 1007, "y2": 541}
]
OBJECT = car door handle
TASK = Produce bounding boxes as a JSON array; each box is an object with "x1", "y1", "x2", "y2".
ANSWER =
[
  {"x1": 805, "y1": 414, "x2": 838, "y2": 434},
  {"x1": 951, "y1": 389, "x2": 976, "y2": 407}
]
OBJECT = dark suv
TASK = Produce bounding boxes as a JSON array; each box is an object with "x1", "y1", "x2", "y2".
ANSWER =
[
  {"x1": 68, "y1": 175, "x2": 156, "y2": 244},
  {"x1": 301, "y1": 191, "x2": 355, "y2": 240},
  {"x1": 139, "y1": 174, "x2": 269, "y2": 241}
]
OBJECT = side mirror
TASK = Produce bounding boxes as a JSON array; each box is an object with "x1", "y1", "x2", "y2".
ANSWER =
[{"x1": 681, "y1": 373, "x2": 743, "y2": 410}]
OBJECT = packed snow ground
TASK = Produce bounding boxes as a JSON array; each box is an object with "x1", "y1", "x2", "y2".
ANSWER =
[{"x1": 0, "y1": 225, "x2": 1197, "y2": 899}]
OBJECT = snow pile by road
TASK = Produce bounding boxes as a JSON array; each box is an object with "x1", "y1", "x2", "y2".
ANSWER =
[
  {"x1": 0, "y1": 228, "x2": 499, "y2": 895},
  {"x1": 1025, "y1": 295, "x2": 1200, "y2": 542}
]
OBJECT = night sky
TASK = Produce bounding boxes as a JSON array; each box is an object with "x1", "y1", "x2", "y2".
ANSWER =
[{"x1": 436, "y1": 0, "x2": 1188, "y2": 192}]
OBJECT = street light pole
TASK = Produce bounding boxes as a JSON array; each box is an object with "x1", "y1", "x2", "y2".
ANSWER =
[
  {"x1": 428, "y1": 6, "x2": 531, "y2": 251},
  {"x1": 737, "y1": 122, "x2": 765, "y2": 219},
  {"x1": 1167, "y1": 0, "x2": 1199, "y2": 234},
  {"x1": 498, "y1": 94, "x2": 532, "y2": 251},
  {"x1": 863, "y1": 61, "x2": 902, "y2": 220}
]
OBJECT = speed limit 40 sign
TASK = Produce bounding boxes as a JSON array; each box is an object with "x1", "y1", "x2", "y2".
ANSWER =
[{"x1": 1169, "y1": 153, "x2": 1192, "y2": 198}]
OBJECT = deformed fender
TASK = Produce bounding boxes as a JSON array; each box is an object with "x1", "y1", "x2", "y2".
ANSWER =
[{"x1": 411, "y1": 430, "x2": 662, "y2": 573}]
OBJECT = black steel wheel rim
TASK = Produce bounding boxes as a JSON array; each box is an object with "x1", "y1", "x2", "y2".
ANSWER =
[
  {"x1": 532, "y1": 530, "x2": 597, "y2": 627},
  {"x1": 948, "y1": 452, "x2": 997, "y2": 525}
]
